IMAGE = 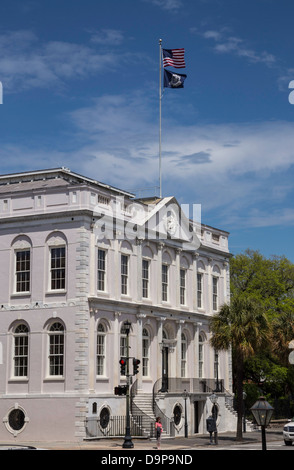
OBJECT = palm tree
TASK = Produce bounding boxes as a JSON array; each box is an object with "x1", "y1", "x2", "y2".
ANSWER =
[{"x1": 209, "y1": 296, "x2": 270, "y2": 440}]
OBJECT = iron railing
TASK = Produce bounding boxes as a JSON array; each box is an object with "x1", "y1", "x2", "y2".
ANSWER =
[
  {"x1": 130, "y1": 379, "x2": 156, "y2": 438},
  {"x1": 85, "y1": 415, "x2": 144, "y2": 438}
]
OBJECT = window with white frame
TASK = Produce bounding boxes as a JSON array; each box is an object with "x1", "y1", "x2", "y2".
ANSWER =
[
  {"x1": 48, "y1": 322, "x2": 64, "y2": 376},
  {"x1": 120, "y1": 324, "x2": 128, "y2": 375},
  {"x1": 197, "y1": 273, "x2": 203, "y2": 309},
  {"x1": 198, "y1": 334, "x2": 204, "y2": 378},
  {"x1": 97, "y1": 249, "x2": 106, "y2": 291},
  {"x1": 180, "y1": 269, "x2": 186, "y2": 305},
  {"x1": 212, "y1": 276, "x2": 218, "y2": 311},
  {"x1": 214, "y1": 350, "x2": 219, "y2": 381},
  {"x1": 13, "y1": 324, "x2": 29, "y2": 377},
  {"x1": 50, "y1": 247, "x2": 66, "y2": 290},
  {"x1": 142, "y1": 259, "x2": 149, "y2": 298},
  {"x1": 121, "y1": 254, "x2": 128, "y2": 295},
  {"x1": 181, "y1": 332, "x2": 187, "y2": 377},
  {"x1": 15, "y1": 250, "x2": 31, "y2": 293},
  {"x1": 142, "y1": 328, "x2": 150, "y2": 377},
  {"x1": 97, "y1": 323, "x2": 106, "y2": 376},
  {"x1": 162, "y1": 264, "x2": 168, "y2": 302}
]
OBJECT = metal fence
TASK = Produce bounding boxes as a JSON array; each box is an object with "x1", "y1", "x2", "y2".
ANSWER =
[{"x1": 85, "y1": 415, "x2": 145, "y2": 438}]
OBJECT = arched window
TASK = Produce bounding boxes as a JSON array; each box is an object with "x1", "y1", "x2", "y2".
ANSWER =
[
  {"x1": 48, "y1": 322, "x2": 64, "y2": 376},
  {"x1": 198, "y1": 333, "x2": 204, "y2": 378},
  {"x1": 97, "y1": 323, "x2": 106, "y2": 376},
  {"x1": 142, "y1": 328, "x2": 150, "y2": 377},
  {"x1": 181, "y1": 332, "x2": 187, "y2": 378},
  {"x1": 13, "y1": 324, "x2": 29, "y2": 377}
]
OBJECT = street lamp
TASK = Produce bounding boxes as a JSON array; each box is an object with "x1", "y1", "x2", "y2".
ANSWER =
[
  {"x1": 122, "y1": 320, "x2": 134, "y2": 449},
  {"x1": 183, "y1": 389, "x2": 188, "y2": 438},
  {"x1": 250, "y1": 396, "x2": 274, "y2": 451}
]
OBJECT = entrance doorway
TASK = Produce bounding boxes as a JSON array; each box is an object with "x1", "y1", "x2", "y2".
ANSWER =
[{"x1": 194, "y1": 401, "x2": 200, "y2": 433}]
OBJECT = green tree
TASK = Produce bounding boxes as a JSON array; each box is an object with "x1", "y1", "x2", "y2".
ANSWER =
[
  {"x1": 230, "y1": 250, "x2": 294, "y2": 404},
  {"x1": 209, "y1": 296, "x2": 270, "y2": 440}
]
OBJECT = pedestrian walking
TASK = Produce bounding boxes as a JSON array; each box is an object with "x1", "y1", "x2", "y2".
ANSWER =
[{"x1": 155, "y1": 417, "x2": 163, "y2": 449}]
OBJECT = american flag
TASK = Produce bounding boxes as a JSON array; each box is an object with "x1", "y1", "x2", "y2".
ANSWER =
[{"x1": 162, "y1": 48, "x2": 185, "y2": 69}]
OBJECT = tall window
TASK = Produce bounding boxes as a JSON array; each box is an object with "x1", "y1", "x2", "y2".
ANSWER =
[
  {"x1": 142, "y1": 328, "x2": 150, "y2": 377},
  {"x1": 13, "y1": 324, "x2": 29, "y2": 377},
  {"x1": 142, "y1": 259, "x2": 149, "y2": 298},
  {"x1": 213, "y1": 277, "x2": 218, "y2": 311},
  {"x1": 120, "y1": 324, "x2": 128, "y2": 359},
  {"x1": 180, "y1": 269, "x2": 186, "y2": 305},
  {"x1": 181, "y1": 333, "x2": 187, "y2": 377},
  {"x1": 97, "y1": 249, "x2": 106, "y2": 291},
  {"x1": 214, "y1": 350, "x2": 219, "y2": 380},
  {"x1": 97, "y1": 323, "x2": 106, "y2": 376},
  {"x1": 198, "y1": 334, "x2": 204, "y2": 378},
  {"x1": 50, "y1": 247, "x2": 66, "y2": 290},
  {"x1": 197, "y1": 273, "x2": 202, "y2": 308},
  {"x1": 48, "y1": 322, "x2": 64, "y2": 376},
  {"x1": 15, "y1": 250, "x2": 30, "y2": 293},
  {"x1": 121, "y1": 254, "x2": 128, "y2": 295},
  {"x1": 162, "y1": 264, "x2": 168, "y2": 302}
]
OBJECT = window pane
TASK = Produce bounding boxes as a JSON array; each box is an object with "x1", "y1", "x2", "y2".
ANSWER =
[
  {"x1": 162, "y1": 264, "x2": 168, "y2": 301},
  {"x1": 16, "y1": 250, "x2": 30, "y2": 292},
  {"x1": 49, "y1": 323, "x2": 64, "y2": 376},
  {"x1": 142, "y1": 260, "x2": 149, "y2": 298},
  {"x1": 14, "y1": 325, "x2": 29, "y2": 377},
  {"x1": 121, "y1": 255, "x2": 128, "y2": 295},
  {"x1": 98, "y1": 249, "x2": 106, "y2": 291},
  {"x1": 51, "y1": 247, "x2": 66, "y2": 290}
]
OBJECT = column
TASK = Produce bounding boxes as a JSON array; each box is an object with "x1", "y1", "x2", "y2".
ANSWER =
[
  {"x1": 113, "y1": 311, "x2": 121, "y2": 386},
  {"x1": 192, "y1": 252, "x2": 199, "y2": 311},
  {"x1": 136, "y1": 238, "x2": 143, "y2": 302},
  {"x1": 157, "y1": 242, "x2": 164, "y2": 305},
  {"x1": 207, "y1": 257, "x2": 213, "y2": 313},
  {"x1": 175, "y1": 248, "x2": 182, "y2": 308},
  {"x1": 136, "y1": 312, "x2": 145, "y2": 391}
]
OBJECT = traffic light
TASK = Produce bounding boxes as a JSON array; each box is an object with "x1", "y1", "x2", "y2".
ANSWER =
[
  {"x1": 114, "y1": 385, "x2": 127, "y2": 396},
  {"x1": 133, "y1": 358, "x2": 140, "y2": 375},
  {"x1": 119, "y1": 358, "x2": 126, "y2": 375}
]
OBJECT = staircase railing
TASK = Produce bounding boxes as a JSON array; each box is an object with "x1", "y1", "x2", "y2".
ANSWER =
[{"x1": 130, "y1": 379, "x2": 156, "y2": 438}]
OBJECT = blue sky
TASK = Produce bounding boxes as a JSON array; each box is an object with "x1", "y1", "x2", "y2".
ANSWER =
[{"x1": 1, "y1": 0, "x2": 294, "y2": 261}]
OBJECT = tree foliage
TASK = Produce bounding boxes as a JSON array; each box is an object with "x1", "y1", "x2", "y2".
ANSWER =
[{"x1": 230, "y1": 249, "x2": 294, "y2": 412}]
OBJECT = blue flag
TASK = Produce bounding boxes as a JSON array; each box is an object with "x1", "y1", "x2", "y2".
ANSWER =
[{"x1": 164, "y1": 69, "x2": 187, "y2": 88}]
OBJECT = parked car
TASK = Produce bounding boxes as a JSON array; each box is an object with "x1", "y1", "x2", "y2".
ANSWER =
[{"x1": 283, "y1": 420, "x2": 294, "y2": 445}]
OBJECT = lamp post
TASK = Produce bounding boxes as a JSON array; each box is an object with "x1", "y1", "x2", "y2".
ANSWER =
[
  {"x1": 183, "y1": 389, "x2": 188, "y2": 438},
  {"x1": 122, "y1": 320, "x2": 134, "y2": 449},
  {"x1": 250, "y1": 396, "x2": 274, "y2": 451}
]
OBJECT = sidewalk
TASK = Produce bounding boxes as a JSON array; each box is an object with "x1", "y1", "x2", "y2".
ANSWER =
[{"x1": 0, "y1": 428, "x2": 283, "y2": 450}]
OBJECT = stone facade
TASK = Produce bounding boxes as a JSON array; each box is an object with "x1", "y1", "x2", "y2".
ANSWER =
[{"x1": 0, "y1": 167, "x2": 236, "y2": 443}]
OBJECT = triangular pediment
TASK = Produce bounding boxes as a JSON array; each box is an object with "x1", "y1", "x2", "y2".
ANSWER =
[{"x1": 93, "y1": 195, "x2": 201, "y2": 251}]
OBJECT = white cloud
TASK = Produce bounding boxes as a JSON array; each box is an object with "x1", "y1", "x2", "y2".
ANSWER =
[
  {"x1": 90, "y1": 29, "x2": 125, "y2": 46},
  {"x1": 198, "y1": 28, "x2": 276, "y2": 67},
  {"x1": 144, "y1": 0, "x2": 183, "y2": 12},
  {"x1": 64, "y1": 93, "x2": 294, "y2": 229},
  {"x1": 0, "y1": 30, "x2": 135, "y2": 92}
]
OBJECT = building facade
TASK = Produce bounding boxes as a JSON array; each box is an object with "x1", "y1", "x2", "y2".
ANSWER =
[{"x1": 0, "y1": 167, "x2": 236, "y2": 443}]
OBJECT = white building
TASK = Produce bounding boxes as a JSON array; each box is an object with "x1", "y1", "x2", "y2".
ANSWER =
[{"x1": 0, "y1": 167, "x2": 236, "y2": 443}]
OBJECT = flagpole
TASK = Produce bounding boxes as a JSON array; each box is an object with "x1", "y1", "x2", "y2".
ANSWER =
[{"x1": 159, "y1": 38, "x2": 162, "y2": 198}]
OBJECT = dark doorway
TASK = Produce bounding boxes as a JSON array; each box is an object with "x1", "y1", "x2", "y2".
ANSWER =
[
  {"x1": 194, "y1": 401, "x2": 200, "y2": 433},
  {"x1": 161, "y1": 346, "x2": 169, "y2": 392}
]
